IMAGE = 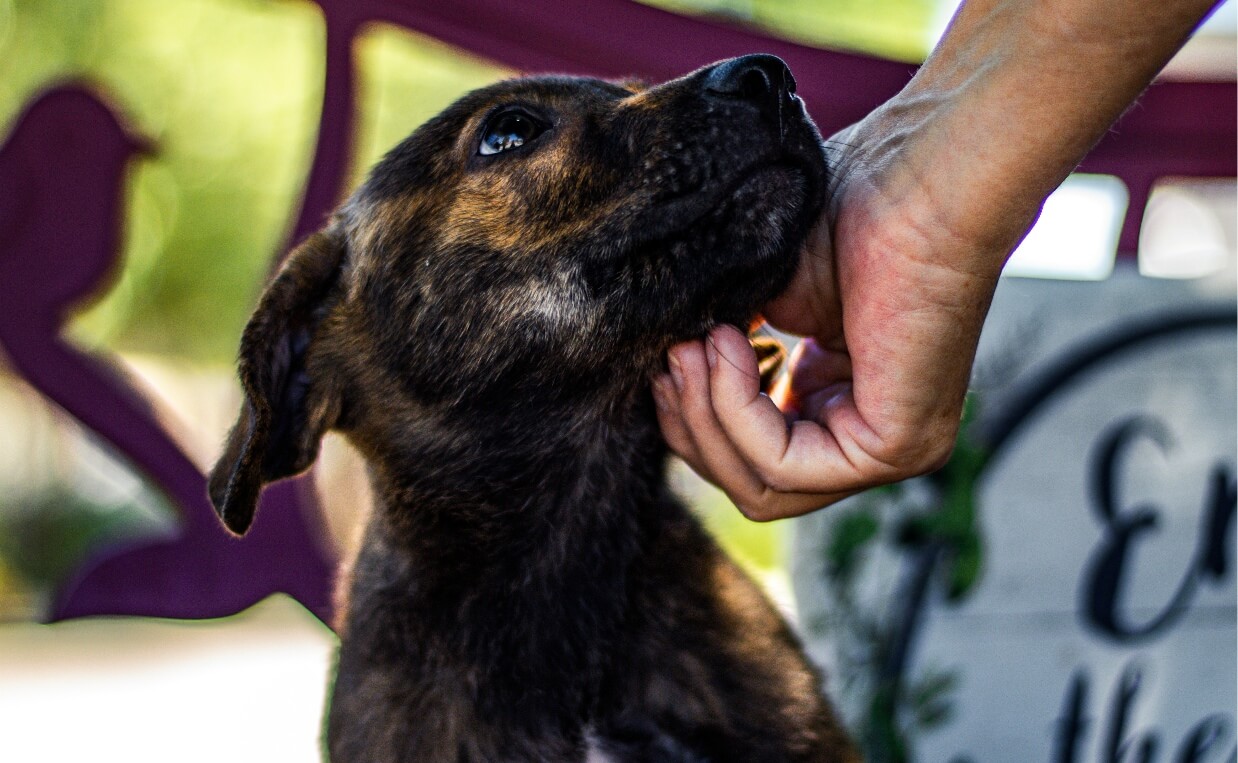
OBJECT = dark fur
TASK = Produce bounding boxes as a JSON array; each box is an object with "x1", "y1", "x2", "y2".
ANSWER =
[{"x1": 210, "y1": 56, "x2": 859, "y2": 762}]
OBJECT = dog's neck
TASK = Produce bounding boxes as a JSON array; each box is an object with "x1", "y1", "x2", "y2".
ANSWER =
[
  {"x1": 361, "y1": 377, "x2": 670, "y2": 586},
  {"x1": 351, "y1": 382, "x2": 672, "y2": 705}
]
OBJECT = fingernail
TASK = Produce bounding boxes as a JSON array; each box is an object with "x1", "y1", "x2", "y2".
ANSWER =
[
  {"x1": 668, "y1": 354, "x2": 684, "y2": 391},
  {"x1": 705, "y1": 341, "x2": 717, "y2": 370}
]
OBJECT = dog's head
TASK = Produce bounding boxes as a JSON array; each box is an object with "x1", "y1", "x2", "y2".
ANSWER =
[{"x1": 210, "y1": 55, "x2": 827, "y2": 534}]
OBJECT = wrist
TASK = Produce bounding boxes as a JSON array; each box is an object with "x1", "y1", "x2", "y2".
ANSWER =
[{"x1": 831, "y1": 98, "x2": 1030, "y2": 282}]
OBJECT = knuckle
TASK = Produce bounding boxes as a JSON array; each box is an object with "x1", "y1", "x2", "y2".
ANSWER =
[
  {"x1": 734, "y1": 498, "x2": 774, "y2": 523},
  {"x1": 733, "y1": 489, "x2": 784, "y2": 523},
  {"x1": 871, "y1": 427, "x2": 956, "y2": 479},
  {"x1": 750, "y1": 463, "x2": 795, "y2": 495},
  {"x1": 679, "y1": 389, "x2": 715, "y2": 424},
  {"x1": 760, "y1": 471, "x2": 798, "y2": 495},
  {"x1": 921, "y1": 437, "x2": 956, "y2": 473},
  {"x1": 663, "y1": 435, "x2": 692, "y2": 460}
]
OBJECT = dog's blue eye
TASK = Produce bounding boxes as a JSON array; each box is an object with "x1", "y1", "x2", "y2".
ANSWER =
[{"x1": 479, "y1": 112, "x2": 544, "y2": 156}]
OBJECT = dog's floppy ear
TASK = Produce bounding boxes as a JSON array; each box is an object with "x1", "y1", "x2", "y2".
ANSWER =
[{"x1": 209, "y1": 226, "x2": 347, "y2": 536}]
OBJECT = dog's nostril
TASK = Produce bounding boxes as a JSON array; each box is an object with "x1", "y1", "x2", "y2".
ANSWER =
[
  {"x1": 736, "y1": 67, "x2": 773, "y2": 103},
  {"x1": 703, "y1": 54, "x2": 795, "y2": 111}
]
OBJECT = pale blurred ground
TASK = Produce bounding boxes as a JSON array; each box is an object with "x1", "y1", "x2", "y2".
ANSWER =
[{"x1": 0, "y1": 595, "x2": 336, "y2": 763}]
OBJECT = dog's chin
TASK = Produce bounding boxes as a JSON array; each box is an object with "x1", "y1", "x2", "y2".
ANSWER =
[
  {"x1": 681, "y1": 163, "x2": 819, "y2": 328},
  {"x1": 724, "y1": 163, "x2": 813, "y2": 257}
]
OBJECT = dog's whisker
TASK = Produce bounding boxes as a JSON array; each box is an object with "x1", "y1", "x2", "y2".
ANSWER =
[{"x1": 705, "y1": 332, "x2": 763, "y2": 381}]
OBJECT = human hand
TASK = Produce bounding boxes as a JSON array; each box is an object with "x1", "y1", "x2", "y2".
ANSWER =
[
  {"x1": 651, "y1": 119, "x2": 1020, "y2": 521},
  {"x1": 651, "y1": 0, "x2": 1218, "y2": 521}
]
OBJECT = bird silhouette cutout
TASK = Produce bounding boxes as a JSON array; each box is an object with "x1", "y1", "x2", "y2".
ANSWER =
[{"x1": 0, "y1": 84, "x2": 334, "y2": 623}]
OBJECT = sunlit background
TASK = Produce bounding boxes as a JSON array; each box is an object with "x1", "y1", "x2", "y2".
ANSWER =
[{"x1": 0, "y1": 0, "x2": 1233, "y2": 760}]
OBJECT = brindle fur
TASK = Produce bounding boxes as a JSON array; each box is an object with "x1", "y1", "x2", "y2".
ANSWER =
[{"x1": 210, "y1": 55, "x2": 859, "y2": 762}]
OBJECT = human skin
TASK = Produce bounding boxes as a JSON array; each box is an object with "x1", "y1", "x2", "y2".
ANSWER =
[{"x1": 651, "y1": 0, "x2": 1224, "y2": 520}]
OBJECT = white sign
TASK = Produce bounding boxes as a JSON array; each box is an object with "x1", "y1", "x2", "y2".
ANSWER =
[{"x1": 793, "y1": 266, "x2": 1237, "y2": 763}]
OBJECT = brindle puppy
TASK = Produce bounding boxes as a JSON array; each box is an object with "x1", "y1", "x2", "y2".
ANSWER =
[{"x1": 210, "y1": 54, "x2": 858, "y2": 762}]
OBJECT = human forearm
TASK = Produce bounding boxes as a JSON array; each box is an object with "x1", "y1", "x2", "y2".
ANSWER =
[{"x1": 848, "y1": 0, "x2": 1222, "y2": 267}]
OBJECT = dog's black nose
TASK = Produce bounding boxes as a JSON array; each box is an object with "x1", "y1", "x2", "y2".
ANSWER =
[{"x1": 704, "y1": 54, "x2": 796, "y2": 115}]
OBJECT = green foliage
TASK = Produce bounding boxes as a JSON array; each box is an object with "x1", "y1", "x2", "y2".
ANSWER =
[
  {"x1": 893, "y1": 396, "x2": 987, "y2": 602},
  {"x1": 0, "y1": 486, "x2": 165, "y2": 588},
  {"x1": 913, "y1": 395, "x2": 987, "y2": 601},
  {"x1": 866, "y1": 683, "x2": 910, "y2": 763},
  {"x1": 909, "y1": 668, "x2": 957, "y2": 729},
  {"x1": 816, "y1": 394, "x2": 991, "y2": 761},
  {"x1": 826, "y1": 507, "x2": 880, "y2": 581},
  {"x1": 637, "y1": 0, "x2": 941, "y2": 62}
]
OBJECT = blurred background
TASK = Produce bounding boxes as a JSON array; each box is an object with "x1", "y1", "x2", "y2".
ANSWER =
[{"x1": 0, "y1": 1, "x2": 1233, "y2": 761}]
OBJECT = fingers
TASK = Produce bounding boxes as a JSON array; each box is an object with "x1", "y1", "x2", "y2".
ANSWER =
[
  {"x1": 652, "y1": 372, "x2": 716, "y2": 485},
  {"x1": 785, "y1": 337, "x2": 853, "y2": 400},
  {"x1": 705, "y1": 325, "x2": 875, "y2": 495},
  {"x1": 781, "y1": 338, "x2": 854, "y2": 422},
  {"x1": 652, "y1": 331, "x2": 851, "y2": 521},
  {"x1": 703, "y1": 326, "x2": 806, "y2": 475}
]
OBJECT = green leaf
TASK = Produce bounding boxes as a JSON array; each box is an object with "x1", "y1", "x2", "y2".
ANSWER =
[
  {"x1": 910, "y1": 670, "x2": 959, "y2": 730},
  {"x1": 945, "y1": 534, "x2": 983, "y2": 601},
  {"x1": 826, "y1": 510, "x2": 880, "y2": 580}
]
